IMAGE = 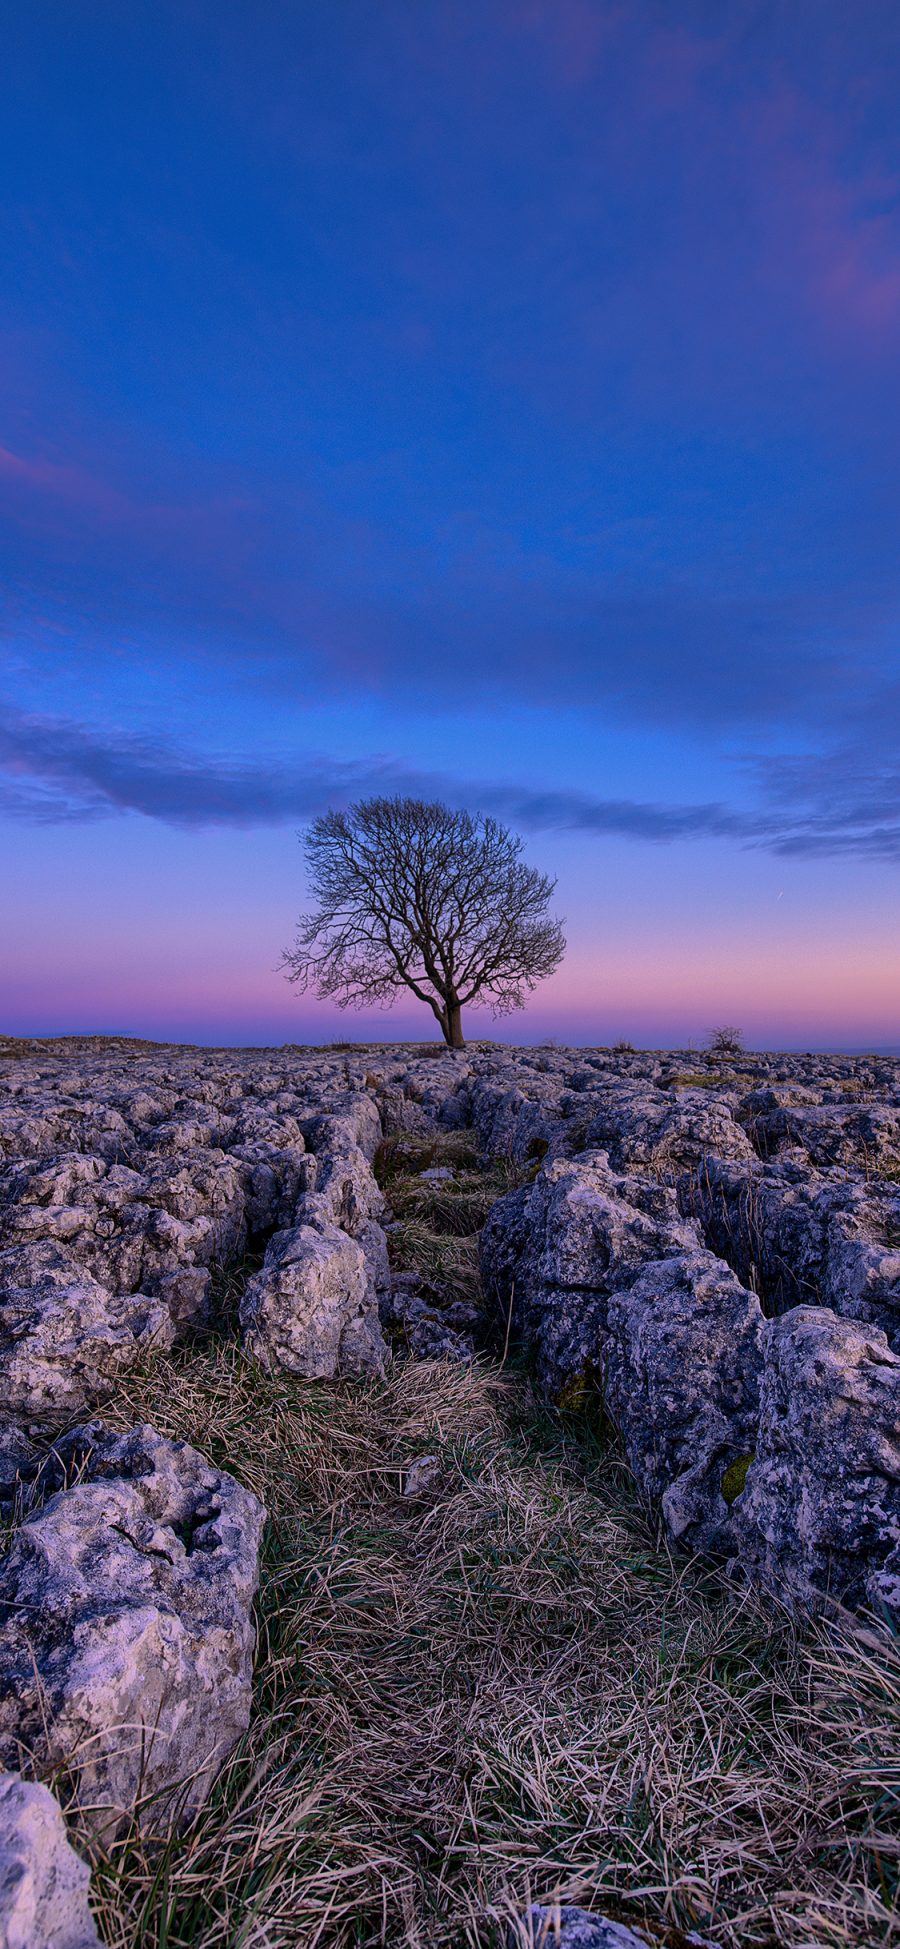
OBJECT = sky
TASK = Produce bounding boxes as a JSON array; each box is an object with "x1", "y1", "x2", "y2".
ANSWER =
[{"x1": 3, "y1": 0, "x2": 900, "y2": 1048}]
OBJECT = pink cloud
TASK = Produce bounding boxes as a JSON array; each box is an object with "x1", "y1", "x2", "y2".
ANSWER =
[
  {"x1": 747, "y1": 89, "x2": 900, "y2": 340},
  {"x1": 0, "y1": 442, "x2": 128, "y2": 518}
]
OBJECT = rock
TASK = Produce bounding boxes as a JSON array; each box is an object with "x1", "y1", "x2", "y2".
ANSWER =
[
  {"x1": 679, "y1": 1156, "x2": 822, "y2": 1317},
  {"x1": 733, "y1": 1307, "x2": 900, "y2": 1615},
  {"x1": 296, "y1": 1116, "x2": 383, "y2": 1239},
  {"x1": 0, "y1": 1422, "x2": 265, "y2": 1836},
  {"x1": 240, "y1": 1221, "x2": 387, "y2": 1377},
  {"x1": 470, "y1": 1078, "x2": 569, "y2": 1164},
  {"x1": 683, "y1": 1157, "x2": 900, "y2": 1351},
  {"x1": 0, "y1": 1241, "x2": 175, "y2": 1418},
  {"x1": 5, "y1": 1150, "x2": 246, "y2": 1300},
  {"x1": 0, "y1": 1771, "x2": 98, "y2": 1949},
  {"x1": 583, "y1": 1082, "x2": 755, "y2": 1174},
  {"x1": 233, "y1": 1144, "x2": 309, "y2": 1234},
  {"x1": 603, "y1": 1252, "x2": 764, "y2": 1552},
  {"x1": 517, "y1": 1907, "x2": 651, "y2": 1948},
  {"x1": 402, "y1": 1454, "x2": 440, "y2": 1495},
  {"x1": 5, "y1": 1037, "x2": 900, "y2": 1624},
  {"x1": 383, "y1": 1286, "x2": 475, "y2": 1363},
  {"x1": 359, "y1": 1218, "x2": 392, "y2": 1301},
  {"x1": 480, "y1": 1153, "x2": 698, "y2": 1399},
  {"x1": 0, "y1": 1431, "x2": 39, "y2": 1511},
  {"x1": 747, "y1": 1100, "x2": 900, "y2": 1172},
  {"x1": 516, "y1": 1909, "x2": 716, "y2": 1949}
]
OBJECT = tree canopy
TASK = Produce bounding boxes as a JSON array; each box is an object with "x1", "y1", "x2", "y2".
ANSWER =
[{"x1": 283, "y1": 796, "x2": 566, "y2": 1048}]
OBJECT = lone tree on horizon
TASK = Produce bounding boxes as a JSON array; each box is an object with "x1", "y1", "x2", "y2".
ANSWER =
[{"x1": 283, "y1": 796, "x2": 565, "y2": 1049}]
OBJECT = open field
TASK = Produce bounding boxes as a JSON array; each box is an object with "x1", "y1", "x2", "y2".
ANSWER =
[{"x1": 1, "y1": 1042, "x2": 899, "y2": 1946}]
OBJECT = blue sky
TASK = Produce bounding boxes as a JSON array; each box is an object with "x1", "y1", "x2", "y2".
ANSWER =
[{"x1": 3, "y1": 1, "x2": 900, "y2": 1045}]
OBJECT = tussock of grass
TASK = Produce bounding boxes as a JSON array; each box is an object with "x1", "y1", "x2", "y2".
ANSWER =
[
  {"x1": 71, "y1": 1348, "x2": 900, "y2": 1948},
  {"x1": 374, "y1": 1131, "x2": 483, "y2": 1184},
  {"x1": 387, "y1": 1219, "x2": 483, "y2": 1307},
  {"x1": 387, "y1": 1168, "x2": 525, "y2": 1240}
]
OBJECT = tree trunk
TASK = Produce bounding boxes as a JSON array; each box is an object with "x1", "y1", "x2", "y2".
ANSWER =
[{"x1": 444, "y1": 1000, "x2": 465, "y2": 1049}]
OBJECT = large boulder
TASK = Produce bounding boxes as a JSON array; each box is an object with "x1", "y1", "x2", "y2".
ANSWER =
[
  {"x1": 480, "y1": 1153, "x2": 697, "y2": 1399},
  {"x1": 0, "y1": 1771, "x2": 98, "y2": 1949},
  {"x1": 297, "y1": 1106, "x2": 384, "y2": 1239},
  {"x1": 0, "y1": 1241, "x2": 175, "y2": 1419},
  {"x1": 241, "y1": 1221, "x2": 387, "y2": 1377},
  {"x1": 733, "y1": 1307, "x2": 900, "y2": 1615},
  {"x1": 0, "y1": 1422, "x2": 265, "y2": 1836},
  {"x1": 603, "y1": 1251, "x2": 764, "y2": 1552}
]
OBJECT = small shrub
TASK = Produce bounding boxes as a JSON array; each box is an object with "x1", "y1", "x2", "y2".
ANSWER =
[{"x1": 707, "y1": 1025, "x2": 744, "y2": 1060}]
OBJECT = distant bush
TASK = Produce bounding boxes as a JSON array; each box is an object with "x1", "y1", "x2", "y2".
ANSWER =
[{"x1": 707, "y1": 1025, "x2": 744, "y2": 1059}]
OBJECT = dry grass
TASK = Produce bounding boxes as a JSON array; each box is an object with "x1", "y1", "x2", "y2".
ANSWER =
[
  {"x1": 18, "y1": 1122, "x2": 899, "y2": 1947},
  {"x1": 375, "y1": 1134, "x2": 530, "y2": 1309},
  {"x1": 62, "y1": 1344, "x2": 900, "y2": 1949}
]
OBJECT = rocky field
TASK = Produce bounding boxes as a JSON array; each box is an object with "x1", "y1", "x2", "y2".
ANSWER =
[{"x1": 0, "y1": 1035, "x2": 898, "y2": 1948}]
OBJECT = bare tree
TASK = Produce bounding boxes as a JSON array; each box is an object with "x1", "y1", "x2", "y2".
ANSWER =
[{"x1": 283, "y1": 797, "x2": 566, "y2": 1049}]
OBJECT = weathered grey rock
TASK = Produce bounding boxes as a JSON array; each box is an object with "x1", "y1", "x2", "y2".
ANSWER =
[
  {"x1": 469, "y1": 1078, "x2": 569, "y2": 1164},
  {"x1": 733, "y1": 1307, "x2": 900, "y2": 1615},
  {"x1": 359, "y1": 1218, "x2": 391, "y2": 1299},
  {"x1": 0, "y1": 1431, "x2": 39, "y2": 1511},
  {"x1": 603, "y1": 1251, "x2": 764, "y2": 1551},
  {"x1": 746, "y1": 1100, "x2": 900, "y2": 1172},
  {"x1": 679, "y1": 1156, "x2": 821, "y2": 1316},
  {"x1": 296, "y1": 1108, "x2": 384, "y2": 1239},
  {"x1": 0, "y1": 1241, "x2": 175, "y2": 1418},
  {"x1": 517, "y1": 1908, "x2": 715, "y2": 1949},
  {"x1": 0, "y1": 1771, "x2": 98, "y2": 1949},
  {"x1": 304, "y1": 1094, "x2": 382, "y2": 1162},
  {"x1": 381, "y1": 1284, "x2": 476, "y2": 1362},
  {"x1": 583, "y1": 1082, "x2": 755, "y2": 1175},
  {"x1": 5, "y1": 1037, "x2": 900, "y2": 1624},
  {"x1": 402, "y1": 1454, "x2": 440, "y2": 1495},
  {"x1": 480, "y1": 1153, "x2": 698, "y2": 1399},
  {"x1": 0, "y1": 1422, "x2": 265, "y2": 1837},
  {"x1": 241, "y1": 1221, "x2": 387, "y2": 1376},
  {"x1": 233, "y1": 1144, "x2": 309, "y2": 1234},
  {"x1": 517, "y1": 1907, "x2": 651, "y2": 1948},
  {"x1": 3, "y1": 1150, "x2": 240, "y2": 1314},
  {"x1": 683, "y1": 1156, "x2": 900, "y2": 1350}
]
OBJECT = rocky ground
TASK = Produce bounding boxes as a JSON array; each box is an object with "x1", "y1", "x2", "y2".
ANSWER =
[{"x1": 0, "y1": 1035, "x2": 898, "y2": 1947}]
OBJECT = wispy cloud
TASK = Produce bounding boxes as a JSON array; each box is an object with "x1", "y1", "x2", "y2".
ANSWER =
[{"x1": 5, "y1": 703, "x2": 900, "y2": 862}]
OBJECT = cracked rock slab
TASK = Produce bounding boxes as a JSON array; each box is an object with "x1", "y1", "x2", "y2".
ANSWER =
[
  {"x1": 603, "y1": 1251, "x2": 764, "y2": 1553},
  {"x1": 0, "y1": 1422, "x2": 265, "y2": 1836},
  {"x1": 480, "y1": 1152, "x2": 698, "y2": 1400},
  {"x1": 733, "y1": 1306, "x2": 900, "y2": 1615},
  {"x1": 0, "y1": 1241, "x2": 175, "y2": 1419}
]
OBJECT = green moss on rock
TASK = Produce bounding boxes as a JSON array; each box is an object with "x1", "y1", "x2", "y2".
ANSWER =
[{"x1": 721, "y1": 1452, "x2": 754, "y2": 1505}]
